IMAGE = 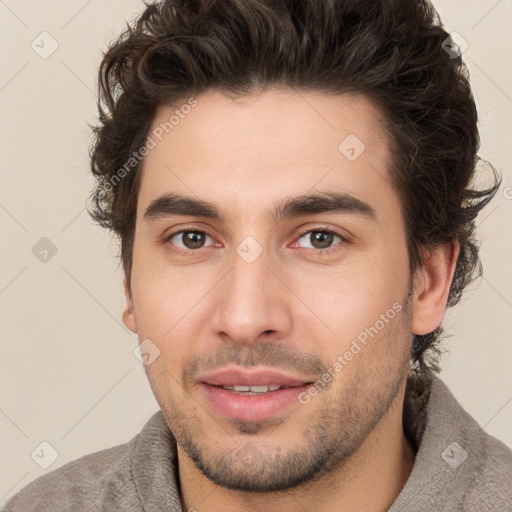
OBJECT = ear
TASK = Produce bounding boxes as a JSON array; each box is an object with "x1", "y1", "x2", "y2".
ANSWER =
[
  {"x1": 411, "y1": 240, "x2": 460, "y2": 335},
  {"x1": 122, "y1": 277, "x2": 138, "y2": 333}
]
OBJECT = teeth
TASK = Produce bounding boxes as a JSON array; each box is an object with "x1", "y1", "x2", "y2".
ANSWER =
[
  {"x1": 247, "y1": 385, "x2": 270, "y2": 393},
  {"x1": 222, "y1": 385, "x2": 283, "y2": 392},
  {"x1": 233, "y1": 385, "x2": 251, "y2": 392}
]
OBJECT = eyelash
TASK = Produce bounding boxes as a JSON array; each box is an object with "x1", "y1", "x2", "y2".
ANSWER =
[{"x1": 164, "y1": 226, "x2": 348, "y2": 257}]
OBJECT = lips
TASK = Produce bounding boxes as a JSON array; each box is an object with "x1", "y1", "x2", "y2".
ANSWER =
[
  {"x1": 200, "y1": 367, "x2": 311, "y2": 388},
  {"x1": 197, "y1": 367, "x2": 315, "y2": 422}
]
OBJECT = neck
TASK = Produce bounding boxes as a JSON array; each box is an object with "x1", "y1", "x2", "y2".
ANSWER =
[{"x1": 178, "y1": 385, "x2": 415, "y2": 512}]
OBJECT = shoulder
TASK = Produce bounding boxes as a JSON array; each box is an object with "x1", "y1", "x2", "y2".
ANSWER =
[
  {"x1": 3, "y1": 435, "x2": 141, "y2": 511},
  {"x1": 430, "y1": 376, "x2": 512, "y2": 509},
  {"x1": 392, "y1": 375, "x2": 512, "y2": 511},
  {"x1": 461, "y1": 430, "x2": 512, "y2": 510}
]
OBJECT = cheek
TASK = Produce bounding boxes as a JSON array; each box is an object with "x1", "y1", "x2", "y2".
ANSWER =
[
  {"x1": 130, "y1": 265, "x2": 177, "y2": 338},
  {"x1": 130, "y1": 259, "x2": 217, "y2": 349},
  {"x1": 288, "y1": 247, "x2": 409, "y2": 348}
]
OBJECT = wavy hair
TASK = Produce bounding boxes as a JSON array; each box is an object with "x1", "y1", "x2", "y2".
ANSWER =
[{"x1": 88, "y1": 0, "x2": 501, "y2": 374}]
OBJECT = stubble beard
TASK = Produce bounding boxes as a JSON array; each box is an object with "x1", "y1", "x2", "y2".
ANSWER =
[{"x1": 151, "y1": 294, "x2": 413, "y2": 493}]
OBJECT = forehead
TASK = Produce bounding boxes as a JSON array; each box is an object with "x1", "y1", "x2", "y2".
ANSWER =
[{"x1": 137, "y1": 88, "x2": 396, "y2": 224}]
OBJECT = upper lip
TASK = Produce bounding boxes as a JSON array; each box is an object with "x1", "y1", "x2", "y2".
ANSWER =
[{"x1": 199, "y1": 367, "x2": 314, "y2": 387}]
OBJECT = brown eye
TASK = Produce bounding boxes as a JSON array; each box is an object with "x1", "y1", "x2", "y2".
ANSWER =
[
  {"x1": 296, "y1": 229, "x2": 344, "y2": 250},
  {"x1": 168, "y1": 230, "x2": 213, "y2": 250}
]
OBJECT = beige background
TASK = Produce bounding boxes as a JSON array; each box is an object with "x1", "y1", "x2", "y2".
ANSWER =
[{"x1": 1, "y1": 0, "x2": 511, "y2": 505}]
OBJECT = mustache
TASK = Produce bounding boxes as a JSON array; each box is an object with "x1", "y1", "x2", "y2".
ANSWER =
[{"x1": 182, "y1": 341, "x2": 328, "y2": 387}]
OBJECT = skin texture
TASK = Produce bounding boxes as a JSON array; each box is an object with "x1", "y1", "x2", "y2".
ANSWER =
[{"x1": 123, "y1": 88, "x2": 459, "y2": 511}]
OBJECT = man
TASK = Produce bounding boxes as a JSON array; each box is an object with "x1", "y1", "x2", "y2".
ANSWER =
[{"x1": 5, "y1": 0, "x2": 511, "y2": 510}]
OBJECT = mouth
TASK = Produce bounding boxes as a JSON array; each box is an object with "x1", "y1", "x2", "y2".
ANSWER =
[
  {"x1": 197, "y1": 367, "x2": 315, "y2": 422},
  {"x1": 212, "y1": 383, "x2": 305, "y2": 395},
  {"x1": 200, "y1": 367, "x2": 312, "y2": 388}
]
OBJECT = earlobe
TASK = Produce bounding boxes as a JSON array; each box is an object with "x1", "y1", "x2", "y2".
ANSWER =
[
  {"x1": 122, "y1": 277, "x2": 138, "y2": 334},
  {"x1": 411, "y1": 240, "x2": 460, "y2": 335}
]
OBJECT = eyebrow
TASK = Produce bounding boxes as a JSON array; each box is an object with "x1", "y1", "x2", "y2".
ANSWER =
[{"x1": 143, "y1": 191, "x2": 377, "y2": 223}]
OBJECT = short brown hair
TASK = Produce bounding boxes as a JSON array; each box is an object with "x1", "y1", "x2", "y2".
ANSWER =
[{"x1": 88, "y1": 0, "x2": 501, "y2": 374}]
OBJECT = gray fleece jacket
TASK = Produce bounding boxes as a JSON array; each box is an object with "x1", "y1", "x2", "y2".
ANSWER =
[{"x1": 4, "y1": 375, "x2": 512, "y2": 511}]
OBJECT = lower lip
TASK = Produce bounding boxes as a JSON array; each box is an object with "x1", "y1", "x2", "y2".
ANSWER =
[{"x1": 199, "y1": 383, "x2": 310, "y2": 422}]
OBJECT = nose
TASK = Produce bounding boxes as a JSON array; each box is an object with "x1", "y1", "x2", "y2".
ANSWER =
[{"x1": 209, "y1": 244, "x2": 293, "y2": 346}]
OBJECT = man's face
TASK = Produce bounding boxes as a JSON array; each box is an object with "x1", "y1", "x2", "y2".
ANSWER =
[{"x1": 124, "y1": 88, "x2": 416, "y2": 491}]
